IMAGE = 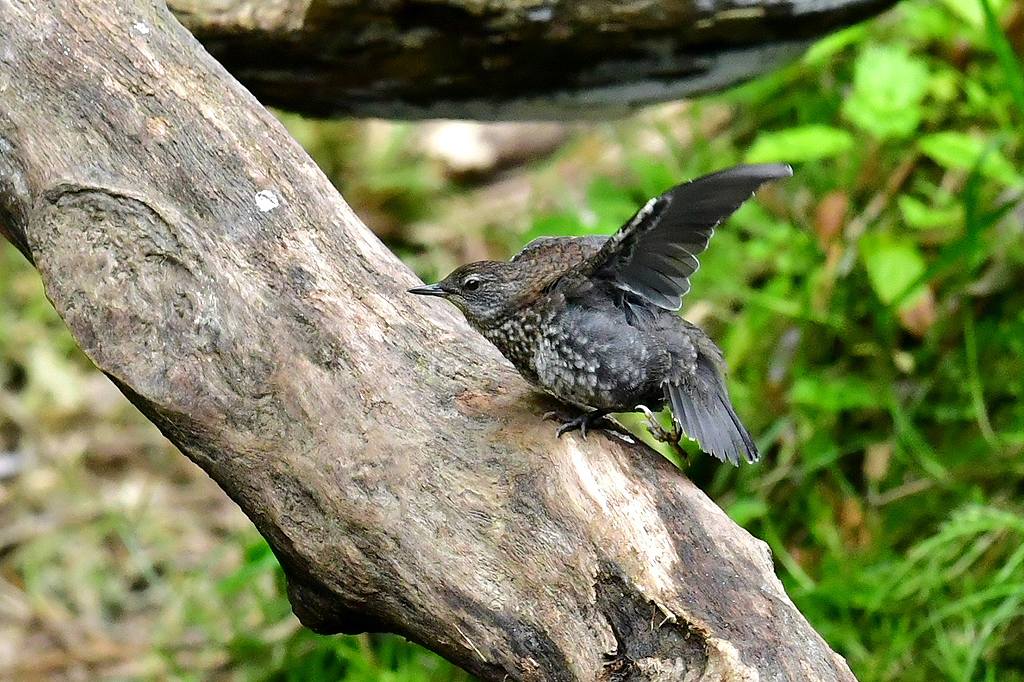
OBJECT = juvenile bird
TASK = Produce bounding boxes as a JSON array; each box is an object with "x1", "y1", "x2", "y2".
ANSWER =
[{"x1": 410, "y1": 163, "x2": 792, "y2": 464}]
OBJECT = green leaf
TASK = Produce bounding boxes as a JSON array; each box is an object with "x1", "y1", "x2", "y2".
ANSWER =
[
  {"x1": 918, "y1": 132, "x2": 1021, "y2": 186},
  {"x1": 803, "y1": 24, "x2": 868, "y2": 65},
  {"x1": 900, "y1": 2, "x2": 963, "y2": 42},
  {"x1": 980, "y1": 0, "x2": 1024, "y2": 120},
  {"x1": 727, "y1": 498, "x2": 769, "y2": 526},
  {"x1": 745, "y1": 125, "x2": 855, "y2": 163},
  {"x1": 842, "y1": 45, "x2": 930, "y2": 140},
  {"x1": 860, "y1": 232, "x2": 928, "y2": 306},
  {"x1": 941, "y1": 0, "x2": 1009, "y2": 28},
  {"x1": 626, "y1": 155, "x2": 679, "y2": 198},
  {"x1": 586, "y1": 177, "x2": 641, "y2": 231},
  {"x1": 790, "y1": 375, "x2": 885, "y2": 411},
  {"x1": 897, "y1": 195, "x2": 964, "y2": 231},
  {"x1": 521, "y1": 211, "x2": 586, "y2": 243},
  {"x1": 941, "y1": 0, "x2": 986, "y2": 27}
]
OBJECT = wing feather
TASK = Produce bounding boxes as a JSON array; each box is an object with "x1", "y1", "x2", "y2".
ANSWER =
[
  {"x1": 665, "y1": 381, "x2": 757, "y2": 465},
  {"x1": 573, "y1": 163, "x2": 792, "y2": 311}
]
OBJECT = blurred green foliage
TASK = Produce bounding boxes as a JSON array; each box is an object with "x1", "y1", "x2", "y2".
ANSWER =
[{"x1": 2, "y1": 0, "x2": 1023, "y2": 680}]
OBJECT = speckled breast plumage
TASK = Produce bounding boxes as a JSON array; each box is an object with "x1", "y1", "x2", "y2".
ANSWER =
[
  {"x1": 483, "y1": 294, "x2": 671, "y2": 411},
  {"x1": 482, "y1": 305, "x2": 552, "y2": 388}
]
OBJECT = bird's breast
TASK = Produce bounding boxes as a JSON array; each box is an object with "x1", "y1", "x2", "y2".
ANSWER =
[
  {"x1": 481, "y1": 307, "x2": 553, "y2": 386},
  {"x1": 480, "y1": 299, "x2": 670, "y2": 410}
]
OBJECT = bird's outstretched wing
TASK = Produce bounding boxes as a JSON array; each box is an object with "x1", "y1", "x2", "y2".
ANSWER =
[{"x1": 569, "y1": 164, "x2": 792, "y2": 311}]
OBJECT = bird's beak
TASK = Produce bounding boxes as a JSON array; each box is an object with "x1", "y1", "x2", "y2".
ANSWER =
[{"x1": 407, "y1": 283, "x2": 448, "y2": 297}]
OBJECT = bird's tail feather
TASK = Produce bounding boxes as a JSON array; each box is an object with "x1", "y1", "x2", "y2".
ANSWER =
[{"x1": 665, "y1": 379, "x2": 759, "y2": 465}]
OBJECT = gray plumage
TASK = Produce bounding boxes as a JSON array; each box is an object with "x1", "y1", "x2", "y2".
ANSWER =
[{"x1": 409, "y1": 163, "x2": 792, "y2": 465}]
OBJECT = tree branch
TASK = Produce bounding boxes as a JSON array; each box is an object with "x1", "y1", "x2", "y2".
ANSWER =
[
  {"x1": 0, "y1": 1, "x2": 855, "y2": 679},
  {"x1": 169, "y1": 0, "x2": 899, "y2": 119}
]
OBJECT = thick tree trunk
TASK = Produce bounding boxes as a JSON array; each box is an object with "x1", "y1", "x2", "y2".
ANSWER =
[
  {"x1": 168, "y1": 0, "x2": 899, "y2": 119},
  {"x1": 0, "y1": 1, "x2": 856, "y2": 679}
]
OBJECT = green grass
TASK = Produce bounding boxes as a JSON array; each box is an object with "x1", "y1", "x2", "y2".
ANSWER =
[{"x1": 2, "y1": 0, "x2": 1023, "y2": 679}]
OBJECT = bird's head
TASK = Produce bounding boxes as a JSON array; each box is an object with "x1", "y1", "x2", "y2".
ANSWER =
[{"x1": 408, "y1": 261, "x2": 522, "y2": 329}]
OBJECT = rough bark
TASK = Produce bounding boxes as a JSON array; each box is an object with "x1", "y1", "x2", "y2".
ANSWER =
[
  {"x1": 168, "y1": 0, "x2": 899, "y2": 119},
  {"x1": 0, "y1": 1, "x2": 856, "y2": 680}
]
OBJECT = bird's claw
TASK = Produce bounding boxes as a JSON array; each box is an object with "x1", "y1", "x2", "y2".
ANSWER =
[
  {"x1": 636, "y1": 405, "x2": 683, "y2": 444},
  {"x1": 547, "y1": 410, "x2": 610, "y2": 440},
  {"x1": 636, "y1": 405, "x2": 691, "y2": 464}
]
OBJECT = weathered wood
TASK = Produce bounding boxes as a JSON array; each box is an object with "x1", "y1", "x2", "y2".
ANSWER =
[
  {"x1": 0, "y1": 1, "x2": 857, "y2": 679},
  {"x1": 169, "y1": 0, "x2": 899, "y2": 119}
]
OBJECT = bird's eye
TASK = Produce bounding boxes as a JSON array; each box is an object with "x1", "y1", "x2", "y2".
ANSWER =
[{"x1": 462, "y1": 276, "x2": 482, "y2": 292}]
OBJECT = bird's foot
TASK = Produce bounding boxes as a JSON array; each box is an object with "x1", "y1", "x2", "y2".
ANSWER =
[
  {"x1": 636, "y1": 405, "x2": 682, "y2": 444},
  {"x1": 544, "y1": 410, "x2": 611, "y2": 440},
  {"x1": 636, "y1": 406, "x2": 691, "y2": 465}
]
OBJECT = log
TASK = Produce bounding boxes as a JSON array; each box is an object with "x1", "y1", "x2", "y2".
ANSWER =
[
  {"x1": 169, "y1": 0, "x2": 899, "y2": 119},
  {"x1": 0, "y1": 1, "x2": 857, "y2": 679}
]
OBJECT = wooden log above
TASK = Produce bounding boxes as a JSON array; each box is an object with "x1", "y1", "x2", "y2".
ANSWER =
[
  {"x1": 169, "y1": 0, "x2": 899, "y2": 119},
  {"x1": 0, "y1": 0, "x2": 856, "y2": 679}
]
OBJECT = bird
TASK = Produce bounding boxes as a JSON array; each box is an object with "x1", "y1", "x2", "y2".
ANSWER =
[{"x1": 409, "y1": 163, "x2": 792, "y2": 464}]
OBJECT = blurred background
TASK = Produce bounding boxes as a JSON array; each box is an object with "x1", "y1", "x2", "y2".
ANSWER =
[{"x1": 2, "y1": 0, "x2": 1023, "y2": 679}]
